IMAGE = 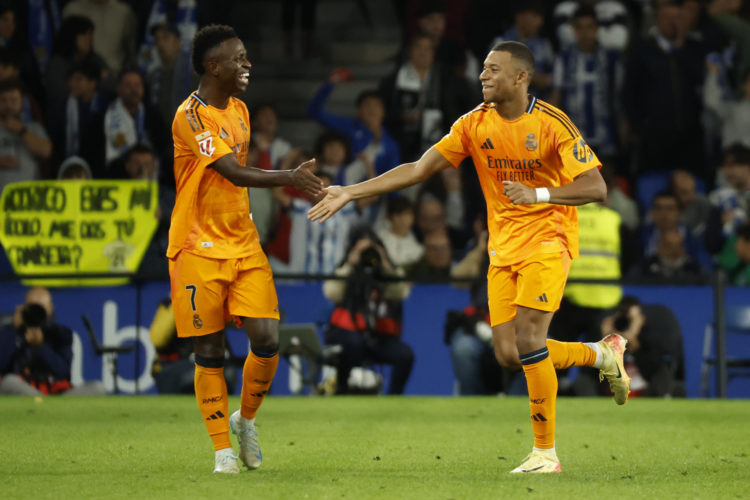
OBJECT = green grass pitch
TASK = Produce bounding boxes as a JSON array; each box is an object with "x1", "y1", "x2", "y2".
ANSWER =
[{"x1": 2, "y1": 395, "x2": 748, "y2": 499}]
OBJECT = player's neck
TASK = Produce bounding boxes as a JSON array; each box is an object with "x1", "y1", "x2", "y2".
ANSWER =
[
  {"x1": 196, "y1": 82, "x2": 230, "y2": 109},
  {"x1": 494, "y1": 93, "x2": 529, "y2": 121}
]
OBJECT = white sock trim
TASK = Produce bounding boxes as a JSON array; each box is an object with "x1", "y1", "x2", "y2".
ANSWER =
[
  {"x1": 533, "y1": 446, "x2": 556, "y2": 456},
  {"x1": 586, "y1": 342, "x2": 603, "y2": 368},
  {"x1": 215, "y1": 447, "x2": 234, "y2": 457}
]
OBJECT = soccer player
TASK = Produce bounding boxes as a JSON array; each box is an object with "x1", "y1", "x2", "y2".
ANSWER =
[
  {"x1": 309, "y1": 41, "x2": 630, "y2": 474},
  {"x1": 168, "y1": 25, "x2": 323, "y2": 474}
]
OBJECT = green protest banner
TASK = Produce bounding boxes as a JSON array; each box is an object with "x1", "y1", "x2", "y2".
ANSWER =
[{"x1": 0, "y1": 180, "x2": 158, "y2": 286}]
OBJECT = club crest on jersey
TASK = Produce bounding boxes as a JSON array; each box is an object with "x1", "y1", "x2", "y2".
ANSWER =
[
  {"x1": 525, "y1": 133, "x2": 538, "y2": 151},
  {"x1": 572, "y1": 139, "x2": 594, "y2": 163},
  {"x1": 197, "y1": 135, "x2": 215, "y2": 157}
]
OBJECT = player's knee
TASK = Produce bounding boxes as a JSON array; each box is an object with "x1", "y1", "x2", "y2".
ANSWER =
[{"x1": 493, "y1": 345, "x2": 520, "y2": 370}]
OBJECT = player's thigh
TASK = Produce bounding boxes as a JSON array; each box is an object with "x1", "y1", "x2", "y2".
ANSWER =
[
  {"x1": 169, "y1": 251, "x2": 230, "y2": 337},
  {"x1": 514, "y1": 251, "x2": 571, "y2": 314},
  {"x1": 227, "y1": 251, "x2": 281, "y2": 322},
  {"x1": 488, "y1": 264, "x2": 517, "y2": 327}
]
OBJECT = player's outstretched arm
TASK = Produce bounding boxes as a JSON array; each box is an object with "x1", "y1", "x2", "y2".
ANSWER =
[
  {"x1": 210, "y1": 154, "x2": 323, "y2": 198},
  {"x1": 502, "y1": 166, "x2": 606, "y2": 206},
  {"x1": 308, "y1": 147, "x2": 451, "y2": 222}
]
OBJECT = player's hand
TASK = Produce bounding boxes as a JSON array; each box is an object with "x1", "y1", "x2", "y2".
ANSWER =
[
  {"x1": 292, "y1": 159, "x2": 324, "y2": 199},
  {"x1": 308, "y1": 185, "x2": 352, "y2": 223},
  {"x1": 502, "y1": 181, "x2": 537, "y2": 204}
]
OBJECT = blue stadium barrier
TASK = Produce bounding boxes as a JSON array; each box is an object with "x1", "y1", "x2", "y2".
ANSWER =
[{"x1": 0, "y1": 281, "x2": 748, "y2": 398}]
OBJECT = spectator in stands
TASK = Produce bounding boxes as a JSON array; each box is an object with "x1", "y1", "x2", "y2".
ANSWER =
[
  {"x1": 44, "y1": 15, "x2": 110, "y2": 115},
  {"x1": 550, "y1": 5, "x2": 621, "y2": 157},
  {"x1": 681, "y1": 0, "x2": 727, "y2": 53},
  {"x1": 0, "y1": 1, "x2": 44, "y2": 109},
  {"x1": 0, "y1": 48, "x2": 43, "y2": 124},
  {"x1": 671, "y1": 169, "x2": 711, "y2": 238},
  {"x1": 323, "y1": 226, "x2": 414, "y2": 395},
  {"x1": 104, "y1": 68, "x2": 164, "y2": 166},
  {"x1": 147, "y1": 22, "x2": 196, "y2": 136},
  {"x1": 56, "y1": 155, "x2": 92, "y2": 180},
  {"x1": 49, "y1": 57, "x2": 107, "y2": 175},
  {"x1": 632, "y1": 228, "x2": 704, "y2": 281},
  {"x1": 63, "y1": 0, "x2": 137, "y2": 75},
  {"x1": 0, "y1": 79, "x2": 51, "y2": 191},
  {"x1": 379, "y1": 33, "x2": 474, "y2": 162},
  {"x1": 707, "y1": 0, "x2": 750, "y2": 84},
  {"x1": 706, "y1": 144, "x2": 750, "y2": 253},
  {"x1": 622, "y1": 0, "x2": 707, "y2": 178},
  {"x1": 406, "y1": 228, "x2": 453, "y2": 280},
  {"x1": 704, "y1": 58, "x2": 750, "y2": 150},
  {"x1": 252, "y1": 103, "x2": 292, "y2": 169},
  {"x1": 413, "y1": 193, "x2": 465, "y2": 254},
  {"x1": 598, "y1": 296, "x2": 685, "y2": 397},
  {"x1": 0, "y1": 287, "x2": 106, "y2": 395},
  {"x1": 412, "y1": 3, "x2": 480, "y2": 83},
  {"x1": 489, "y1": 1, "x2": 555, "y2": 98},
  {"x1": 446, "y1": 228, "x2": 508, "y2": 395},
  {"x1": 274, "y1": 168, "x2": 357, "y2": 275},
  {"x1": 376, "y1": 196, "x2": 424, "y2": 268},
  {"x1": 308, "y1": 70, "x2": 400, "y2": 178},
  {"x1": 717, "y1": 220, "x2": 750, "y2": 285},
  {"x1": 553, "y1": 0, "x2": 630, "y2": 52},
  {"x1": 112, "y1": 144, "x2": 173, "y2": 277},
  {"x1": 643, "y1": 190, "x2": 708, "y2": 266},
  {"x1": 601, "y1": 164, "x2": 639, "y2": 232}
]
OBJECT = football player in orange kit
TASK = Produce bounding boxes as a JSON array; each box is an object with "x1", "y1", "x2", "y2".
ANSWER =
[
  {"x1": 168, "y1": 25, "x2": 323, "y2": 473},
  {"x1": 309, "y1": 41, "x2": 630, "y2": 474}
]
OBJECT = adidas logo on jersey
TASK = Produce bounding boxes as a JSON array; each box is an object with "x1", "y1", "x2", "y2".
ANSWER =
[
  {"x1": 480, "y1": 138, "x2": 495, "y2": 150},
  {"x1": 535, "y1": 293, "x2": 549, "y2": 303}
]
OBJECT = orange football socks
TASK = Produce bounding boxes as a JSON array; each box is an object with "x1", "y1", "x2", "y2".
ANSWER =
[
  {"x1": 194, "y1": 357, "x2": 231, "y2": 451},
  {"x1": 520, "y1": 347, "x2": 558, "y2": 450},
  {"x1": 240, "y1": 347, "x2": 279, "y2": 420},
  {"x1": 546, "y1": 339, "x2": 599, "y2": 370}
]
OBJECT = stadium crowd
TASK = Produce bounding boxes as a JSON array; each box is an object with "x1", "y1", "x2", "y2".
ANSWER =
[{"x1": 0, "y1": 0, "x2": 747, "y2": 396}]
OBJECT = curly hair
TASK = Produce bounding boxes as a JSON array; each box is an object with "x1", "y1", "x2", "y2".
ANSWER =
[{"x1": 191, "y1": 24, "x2": 237, "y2": 75}]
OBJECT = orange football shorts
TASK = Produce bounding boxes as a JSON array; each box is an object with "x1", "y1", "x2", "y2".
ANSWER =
[
  {"x1": 487, "y1": 251, "x2": 571, "y2": 327},
  {"x1": 169, "y1": 250, "x2": 280, "y2": 337}
]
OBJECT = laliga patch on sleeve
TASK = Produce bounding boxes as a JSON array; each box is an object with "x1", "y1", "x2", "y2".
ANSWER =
[{"x1": 196, "y1": 132, "x2": 215, "y2": 157}]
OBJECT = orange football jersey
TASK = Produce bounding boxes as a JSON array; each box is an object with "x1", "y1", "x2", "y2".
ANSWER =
[
  {"x1": 167, "y1": 92, "x2": 258, "y2": 259},
  {"x1": 434, "y1": 96, "x2": 600, "y2": 267}
]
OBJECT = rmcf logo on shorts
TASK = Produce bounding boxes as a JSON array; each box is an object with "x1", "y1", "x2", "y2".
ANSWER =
[{"x1": 195, "y1": 131, "x2": 215, "y2": 157}]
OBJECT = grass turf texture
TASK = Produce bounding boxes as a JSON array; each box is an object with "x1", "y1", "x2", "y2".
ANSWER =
[{"x1": 2, "y1": 396, "x2": 748, "y2": 499}]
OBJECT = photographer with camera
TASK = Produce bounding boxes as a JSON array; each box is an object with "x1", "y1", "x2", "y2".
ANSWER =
[
  {"x1": 322, "y1": 225, "x2": 414, "y2": 394},
  {"x1": 595, "y1": 296, "x2": 685, "y2": 398},
  {"x1": 0, "y1": 287, "x2": 105, "y2": 395}
]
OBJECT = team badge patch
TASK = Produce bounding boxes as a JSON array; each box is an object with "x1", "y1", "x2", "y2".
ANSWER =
[
  {"x1": 525, "y1": 133, "x2": 538, "y2": 151},
  {"x1": 193, "y1": 313, "x2": 203, "y2": 329},
  {"x1": 197, "y1": 135, "x2": 215, "y2": 157}
]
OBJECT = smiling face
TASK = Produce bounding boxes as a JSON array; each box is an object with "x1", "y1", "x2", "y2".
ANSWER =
[
  {"x1": 479, "y1": 50, "x2": 527, "y2": 105},
  {"x1": 206, "y1": 37, "x2": 251, "y2": 95}
]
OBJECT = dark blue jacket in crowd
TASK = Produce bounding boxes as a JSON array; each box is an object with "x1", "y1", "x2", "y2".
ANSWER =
[{"x1": 307, "y1": 83, "x2": 401, "y2": 176}]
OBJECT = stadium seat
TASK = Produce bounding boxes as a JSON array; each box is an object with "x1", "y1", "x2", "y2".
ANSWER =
[{"x1": 700, "y1": 306, "x2": 750, "y2": 397}]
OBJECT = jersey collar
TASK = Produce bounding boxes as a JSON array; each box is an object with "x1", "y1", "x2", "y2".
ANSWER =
[{"x1": 526, "y1": 95, "x2": 537, "y2": 114}]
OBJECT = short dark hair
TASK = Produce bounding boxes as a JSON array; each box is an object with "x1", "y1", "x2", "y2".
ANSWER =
[
  {"x1": 0, "y1": 78, "x2": 22, "y2": 95},
  {"x1": 723, "y1": 143, "x2": 750, "y2": 167},
  {"x1": 355, "y1": 89, "x2": 383, "y2": 108},
  {"x1": 191, "y1": 24, "x2": 238, "y2": 75},
  {"x1": 738, "y1": 221, "x2": 750, "y2": 241},
  {"x1": 314, "y1": 130, "x2": 351, "y2": 164},
  {"x1": 387, "y1": 196, "x2": 415, "y2": 217},
  {"x1": 117, "y1": 66, "x2": 145, "y2": 84},
  {"x1": 491, "y1": 40, "x2": 536, "y2": 79},
  {"x1": 652, "y1": 189, "x2": 679, "y2": 205},
  {"x1": 0, "y1": 46, "x2": 19, "y2": 69},
  {"x1": 123, "y1": 143, "x2": 155, "y2": 163},
  {"x1": 573, "y1": 4, "x2": 597, "y2": 22},
  {"x1": 54, "y1": 15, "x2": 95, "y2": 59},
  {"x1": 68, "y1": 56, "x2": 101, "y2": 82}
]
